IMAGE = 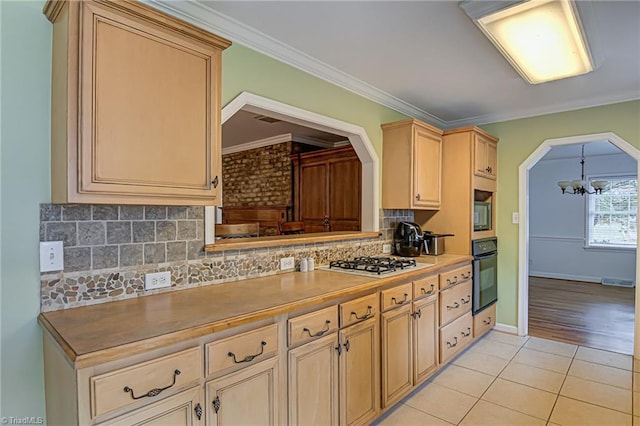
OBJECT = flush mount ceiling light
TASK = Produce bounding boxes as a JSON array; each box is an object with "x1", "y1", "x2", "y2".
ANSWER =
[
  {"x1": 557, "y1": 145, "x2": 607, "y2": 196},
  {"x1": 460, "y1": 0, "x2": 594, "y2": 84}
]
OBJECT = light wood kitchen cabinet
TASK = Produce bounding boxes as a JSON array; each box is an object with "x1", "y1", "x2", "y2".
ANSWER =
[
  {"x1": 440, "y1": 312, "x2": 473, "y2": 364},
  {"x1": 288, "y1": 333, "x2": 340, "y2": 426},
  {"x1": 44, "y1": 0, "x2": 231, "y2": 205},
  {"x1": 288, "y1": 297, "x2": 378, "y2": 426},
  {"x1": 206, "y1": 357, "x2": 279, "y2": 426},
  {"x1": 381, "y1": 119, "x2": 443, "y2": 210},
  {"x1": 474, "y1": 132, "x2": 498, "y2": 181},
  {"x1": 413, "y1": 296, "x2": 438, "y2": 384},
  {"x1": 99, "y1": 387, "x2": 203, "y2": 425},
  {"x1": 292, "y1": 146, "x2": 361, "y2": 232},
  {"x1": 339, "y1": 317, "x2": 379, "y2": 426},
  {"x1": 417, "y1": 126, "x2": 498, "y2": 255},
  {"x1": 381, "y1": 303, "x2": 413, "y2": 408},
  {"x1": 473, "y1": 302, "x2": 496, "y2": 338}
]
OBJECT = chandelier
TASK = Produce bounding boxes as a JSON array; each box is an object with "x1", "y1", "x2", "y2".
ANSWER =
[{"x1": 557, "y1": 145, "x2": 608, "y2": 195}]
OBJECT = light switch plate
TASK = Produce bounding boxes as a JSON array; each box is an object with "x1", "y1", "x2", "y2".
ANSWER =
[
  {"x1": 382, "y1": 243, "x2": 392, "y2": 254},
  {"x1": 40, "y1": 241, "x2": 64, "y2": 272},
  {"x1": 512, "y1": 212, "x2": 520, "y2": 224}
]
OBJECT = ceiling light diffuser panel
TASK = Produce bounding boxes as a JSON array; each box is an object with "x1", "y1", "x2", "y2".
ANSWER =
[{"x1": 462, "y1": 0, "x2": 594, "y2": 84}]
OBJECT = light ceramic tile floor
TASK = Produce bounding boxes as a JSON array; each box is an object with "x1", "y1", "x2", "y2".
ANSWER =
[{"x1": 373, "y1": 331, "x2": 636, "y2": 426}]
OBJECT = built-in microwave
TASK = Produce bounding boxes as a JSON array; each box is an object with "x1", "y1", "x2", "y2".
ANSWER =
[{"x1": 474, "y1": 201, "x2": 491, "y2": 231}]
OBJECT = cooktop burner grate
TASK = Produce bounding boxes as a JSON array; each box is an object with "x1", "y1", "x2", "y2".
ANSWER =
[{"x1": 329, "y1": 256, "x2": 417, "y2": 275}]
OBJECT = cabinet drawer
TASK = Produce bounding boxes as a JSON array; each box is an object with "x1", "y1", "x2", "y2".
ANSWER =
[
  {"x1": 439, "y1": 264, "x2": 472, "y2": 289},
  {"x1": 381, "y1": 283, "x2": 412, "y2": 311},
  {"x1": 90, "y1": 346, "x2": 201, "y2": 419},
  {"x1": 288, "y1": 305, "x2": 338, "y2": 347},
  {"x1": 473, "y1": 303, "x2": 496, "y2": 338},
  {"x1": 440, "y1": 312, "x2": 473, "y2": 364},
  {"x1": 413, "y1": 275, "x2": 438, "y2": 299},
  {"x1": 206, "y1": 324, "x2": 278, "y2": 377},
  {"x1": 340, "y1": 293, "x2": 378, "y2": 328},
  {"x1": 439, "y1": 281, "x2": 472, "y2": 326}
]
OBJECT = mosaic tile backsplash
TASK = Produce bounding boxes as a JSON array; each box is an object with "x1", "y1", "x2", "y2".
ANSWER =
[{"x1": 40, "y1": 205, "x2": 413, "y2": 311}]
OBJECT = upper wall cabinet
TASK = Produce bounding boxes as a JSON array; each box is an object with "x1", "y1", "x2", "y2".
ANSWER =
[
  {"x1": 381, "y1": 119, "x2": 443, "y2": 210},
  {"x1": 473, "y1": 132, "x2": 498, "y2": 182},
  {"x1": 44, "y1": 0, "x2": 231, "y2": 205}
]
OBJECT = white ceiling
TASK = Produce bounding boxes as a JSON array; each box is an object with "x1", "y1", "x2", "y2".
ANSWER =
[
  {"x1": 145, "y1": 0, "x2": 640, "y2": 129},
  {"x1": 540, "y1": 140, "x2": 624, "y2": 160}
]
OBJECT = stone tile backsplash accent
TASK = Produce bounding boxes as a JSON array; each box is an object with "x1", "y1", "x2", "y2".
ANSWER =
[
  {"x1": 39, "y1": 206, "x2": 409, "y2": 311},
  {"x1": 40, "y1": 204, "x2": 206, "y2": 272}
]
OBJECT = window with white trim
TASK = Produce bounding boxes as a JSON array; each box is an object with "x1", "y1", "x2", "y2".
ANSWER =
[{"x1": 587, "y1": 176, "x2": 637, "y2": 248}]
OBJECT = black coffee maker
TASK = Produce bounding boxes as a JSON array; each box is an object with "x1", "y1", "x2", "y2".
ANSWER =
[{"x1": 393, "y1": 222, "x2": 425, "y2": 257}]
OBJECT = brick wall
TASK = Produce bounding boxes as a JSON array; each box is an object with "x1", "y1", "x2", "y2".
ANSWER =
[{"x1": 222, "y1": 142, "x2": 292, "y2": 207}]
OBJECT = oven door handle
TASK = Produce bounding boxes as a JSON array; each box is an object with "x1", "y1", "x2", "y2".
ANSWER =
[{"x1": 474, "y1": 251, "x2": 497, "y2": 260}]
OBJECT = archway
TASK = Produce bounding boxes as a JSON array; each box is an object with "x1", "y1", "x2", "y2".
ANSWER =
[
  {"x1": 517, "y1": 132, "x2": 640, "y2": 356},
  {"x1": 205, "y1": 92, "x2": 379, "y2": 244}
]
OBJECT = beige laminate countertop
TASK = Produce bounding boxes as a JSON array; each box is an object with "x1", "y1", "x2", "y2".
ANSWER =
[{"x1": 38, "y1": 254, "x2": 471, "y2": 368}]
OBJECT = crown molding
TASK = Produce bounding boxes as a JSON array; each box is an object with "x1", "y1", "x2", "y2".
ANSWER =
[{"x1": 140, "y1": 0, "x2": 447, "y2": 128}]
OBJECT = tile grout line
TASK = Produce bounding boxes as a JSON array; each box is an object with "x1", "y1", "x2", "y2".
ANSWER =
[
  {"x1": 544, "y1": 346, "x2": 578, "y2": 425},
  {"x1": 455, "y1": 337, "x2": 531, "y2": 425}
]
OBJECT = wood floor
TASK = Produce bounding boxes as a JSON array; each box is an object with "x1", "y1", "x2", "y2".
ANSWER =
[{"x1": 528, "y1": 276, "x2": 635, "y2": 355}]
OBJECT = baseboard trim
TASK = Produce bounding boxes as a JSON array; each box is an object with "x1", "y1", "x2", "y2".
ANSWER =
[
  {"x1": 529, "y1": 271, "x2": 601, "y2": 283},
  {"x1": 494, "y1": 323, "x2": 519, "y2": 335}
]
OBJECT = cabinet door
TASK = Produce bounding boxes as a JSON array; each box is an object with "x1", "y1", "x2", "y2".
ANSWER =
[
  {"x1": 474, "y1": 134, "x2": 497, "y2": 180},
  {"x1": 412, "y1": 127, "x2": 442, "y2": 209},
  {"x1": 413, "y1": 297, "x2": 438, "y2": 385},
  {"x1": 300, "y1": 163, "x2": 329, "y2": 232},
  {"x1": 73, "y1": 2, "x2": 224, "y2": 204},
  {"x1": 329, "y1": 158, "x2": 361, "y2": 231},
  {"x1": 486, "y1": 140, "x2": 497, "y2": 180},
  {"x1": 339, "y1": 318, "x2": 379, "y2": 426},
  {"x1": 206, "y1": 357, "x2": 279, "y2": 426},
  {"x1": 381, "y1": 304, "x2": 413, "y2": 408},
  {"x1": 289, "y1": 333, "x2": 339, "y2": 426},
  {"x1": 100, "y1": 387, "x2": 203, "y2": 425}
]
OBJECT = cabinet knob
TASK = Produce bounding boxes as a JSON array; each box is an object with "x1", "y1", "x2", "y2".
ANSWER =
[
  {"x1": 415, "y1": 193, "x2": 421, "y2": 200},
  {"x1": 212, "y1": 176, "x2": 219, "y2": 188}
]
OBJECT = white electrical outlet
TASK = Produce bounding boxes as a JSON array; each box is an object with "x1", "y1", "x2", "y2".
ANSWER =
[
  {"x1": 145, "y1": 271, "x2": 171, "y2": 290},
  {"x1": 382, "y1": 243, "x2": 392, "y2": 254},
  {"x1": 280, "y1": 256, "x2": 295, "y2": 271},
  {"x1": 40, "y1": 241, "x2": 64, "y2": 272}
]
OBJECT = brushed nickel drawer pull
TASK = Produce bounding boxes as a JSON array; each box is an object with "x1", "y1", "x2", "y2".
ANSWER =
[
  {"x1": 483, "y1": 317, "x2": 492, "y2": 325},
  {"x1": 461, "y1": 295, "x2": 471, "y2": 304},
  {"x1": 446, "y1": 337, "x2": 458, "y2": 348},
  {"x1": 391, "y1": 294, "x2": 409, "y2": 305},
  {"x1": 123, "y1": 369, "x2": 180, "y2": 400},
  {"x1": 446, "y1": 301, "x2": 460, "y2": 310},
  {"x1": 446, "y1": 276, "x2": 458, "y2": 285},
  {"x1": 461, "y1": 327, "x2": 471, "y2": 337},
  {"x1": 303, "y1": 320, "x2": 331, "y2": 337},
  {"x1": 421, "y1": 284, "x2": 435, "y2": 295},
  {"x1": 228, "y1": 341, "x2": 266, "y2": 364},
  {"x1": 351, "y1": 306, "x2": 372, "y2": 320},
  {"x1": 461, "y1": 272, "x2": 471, "y2": 280}
]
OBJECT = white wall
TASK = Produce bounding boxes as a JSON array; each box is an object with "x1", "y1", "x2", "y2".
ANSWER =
[{"x1": 529, "y1": 153, "x2": 637, "y2": 283}]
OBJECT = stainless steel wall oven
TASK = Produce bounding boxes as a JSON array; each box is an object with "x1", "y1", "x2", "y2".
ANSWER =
[{"x1": 472, "y1": 237, "x2": 498, "y2": 314}]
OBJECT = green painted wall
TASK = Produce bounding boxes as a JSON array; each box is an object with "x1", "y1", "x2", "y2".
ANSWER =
[
  {"x1": 1, "y1": 0, "x2": 51, "y2": 420},
  {"x1": 222, "y1": 43, "x2": 407, "y2": 165},
  {"x1": 482, "y1": 100, "x2": 640, "y2": 327}
]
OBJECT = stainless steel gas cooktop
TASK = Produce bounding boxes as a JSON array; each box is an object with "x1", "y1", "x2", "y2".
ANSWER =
[{"x1": 318, "y1": 256, "x2": 433, "y2": 278}]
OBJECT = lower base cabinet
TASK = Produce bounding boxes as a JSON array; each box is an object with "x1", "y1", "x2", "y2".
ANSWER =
[
  {"x1": 340, "y1": 317, "x2": 379, "y2": 426},
  {"x1": 288, "y1": 317, "x2": 378, "y2": 426},
  {"x1": 288, "y1": 333, "x2": 340, "y2": 426},
  {"x1": 100, "y1": 387, "x2": 203, "y2": 426},
  {"x1": 413, "y1": 296, "x2": 438, "y2": 384},
  {"x1": 206, "y1": 357, "x2": 279, "y2": 426}
]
